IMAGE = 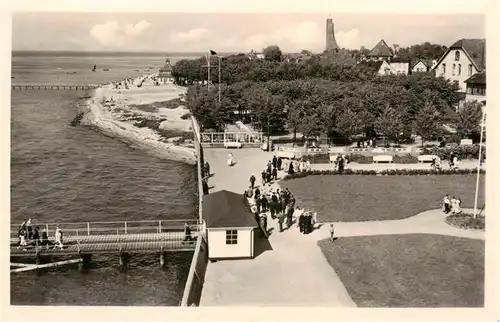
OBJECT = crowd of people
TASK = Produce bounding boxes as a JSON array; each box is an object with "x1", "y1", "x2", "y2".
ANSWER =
[
  {"x1": 431, "y1": 152, "x2": 460, "y2": 170},
  {"x1": 245, "y1": 155, "x2": 319, "y2": 237},
  {"x1": 16, "y1": 219, "x2": 64, "y2": 250},
  {"x1": 442, "y1": 194, "x2": 462, "y2": 214}
]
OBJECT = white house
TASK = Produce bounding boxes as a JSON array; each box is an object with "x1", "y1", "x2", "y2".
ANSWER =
[
  {"x1": 464, "y1": 70, "x2": 486, "y2": 113},
  {"x1": 203, "y1": 190, "x2": 258, "y2": 260},
  {"x1": 389, "y1": 57, "x2": 411, "y2": 75},
  {"x1": 411, "y1": 59, "x2": 435, "y2": 73},
  {"x1": 432, "y1": 38, "x2": 486, "y2": 93},
  {"x1": 358, "y1": 59, "x2": 396, "y2": 76}
]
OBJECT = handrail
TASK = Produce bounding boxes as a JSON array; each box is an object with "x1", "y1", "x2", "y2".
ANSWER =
[{"x1": 11, "y1": 219, "x2": 197, "y2": 227}]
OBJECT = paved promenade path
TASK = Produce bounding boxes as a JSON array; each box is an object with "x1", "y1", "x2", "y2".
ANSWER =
[
  {"x1": 199, "y1": 148, "x2": 484, "y2": 307},
  {"x1": 199, "y1": 148, "x2": 356, "y2": 307}
]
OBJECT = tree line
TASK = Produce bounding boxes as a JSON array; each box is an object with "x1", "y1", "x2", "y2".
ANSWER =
[{"x1": 175, "y1": 45, "x2": 482, "y2": 146}]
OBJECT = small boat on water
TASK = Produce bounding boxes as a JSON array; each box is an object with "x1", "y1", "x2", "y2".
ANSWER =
[
  {"x1": 66, "y1": 71, "x2": 77, "y2": 74},
  {"x1": 103, "y1": 68, "x2": 109, "y2": 71},
  {"x1": 92, "y1": 65, "x2": 96, "y2": 72}
]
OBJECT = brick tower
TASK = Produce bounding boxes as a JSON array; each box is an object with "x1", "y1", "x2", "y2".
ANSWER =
[{"x1": 325, "y1": 18, "x2": 340, "y2": 52}]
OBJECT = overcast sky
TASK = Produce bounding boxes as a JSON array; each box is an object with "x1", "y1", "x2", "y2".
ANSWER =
[{"x1": 12, "y1": 12, "x2": 485, "y2": 52}]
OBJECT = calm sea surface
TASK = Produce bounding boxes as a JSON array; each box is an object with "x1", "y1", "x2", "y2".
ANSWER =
[{"x1": 10, "y1": 52, "x2": 199, "y2": 306}]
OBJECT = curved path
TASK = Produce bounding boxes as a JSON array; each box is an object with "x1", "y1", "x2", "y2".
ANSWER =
[{"x1": 199, "y1": 148, "x2": 483, "y2": 307}]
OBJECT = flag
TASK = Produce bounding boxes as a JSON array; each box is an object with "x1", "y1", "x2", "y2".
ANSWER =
[{"x1": 210, "y1": 50, "x2": 217, "y2": 55}]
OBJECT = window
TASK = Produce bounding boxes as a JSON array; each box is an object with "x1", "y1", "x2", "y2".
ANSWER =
[
  {"x1": 455, "y1": 50, "x2": 460, "y2": 61},
  {"x1": 468, "y1": 64, "x2": 473, "y2": 76},
  {"x1": 458, "y1": 64, "x2": 461, "y2": 76},
  {"x1": 452, "y1": 64, "x2": 456, "y2": 76},
  {"x1": 467, "y1": 86, "x2": 472, "y2": 94},
  {"x1": 225, "y1": 230, "x2": 238, "y2": 245},
  {"x1": 442, "y1": 63, "x2": 446, "y2": 74}
]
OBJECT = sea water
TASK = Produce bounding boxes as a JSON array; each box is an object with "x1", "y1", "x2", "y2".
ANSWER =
[{"x1": 10, "y1": 52, "x2": 199, "y2": 306}]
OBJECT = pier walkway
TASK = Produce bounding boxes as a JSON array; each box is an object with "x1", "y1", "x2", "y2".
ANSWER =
[
  {"x1": 10, "y1": 219, "x2": 199, "y2": 257},
  {"x1": 11, "y1": 84, "x2": 99, "y2": 90},
  {"x1": 199, "y1": 148, "x2": 355, "y2": 307}
]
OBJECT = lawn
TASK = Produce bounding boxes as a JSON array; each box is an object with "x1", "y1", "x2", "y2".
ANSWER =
[
  {"x1": 318, "y1": 234, "x2": 484, "y2": 307},
  {"x1": 280, "y1": 174, "x2": 485, "y2": 222}
]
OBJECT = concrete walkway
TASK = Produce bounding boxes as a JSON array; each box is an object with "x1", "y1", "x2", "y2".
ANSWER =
[
  {"x1": 199, "y1": 148, "x2": 355, "y2": 307},
  {"x1": 308, "y1": 208, "x2": 484, "y2": 243},
  {"x1": 199, "y1": 148, "x2": 484, "y2": 307}
]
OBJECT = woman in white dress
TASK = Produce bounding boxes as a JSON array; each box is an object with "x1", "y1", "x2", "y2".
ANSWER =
[
  {"x1": 227, "y1": 153, "x2": 234, "y2": 166},
  {"x1": 450, "y1": 196, "x2": 457, "y2": 214},
  {"x1": 55, "y1": 226, "x2": 64, "y2": 249}
]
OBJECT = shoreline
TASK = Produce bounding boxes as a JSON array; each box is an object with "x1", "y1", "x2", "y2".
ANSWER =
[{"x1": 80, "y1": 74, "x2": 197, "y2": 165}]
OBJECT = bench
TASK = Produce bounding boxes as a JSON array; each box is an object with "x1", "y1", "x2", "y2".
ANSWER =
[
  {"x1": 328, "y1": 147, "x2": 347, "y2": 154},
  {"x1": 418, "y1": 155, "x2": 437, "y2": 163},
  {"x1": 373, "y1": 155, "x2": 393, "y2": 163},
  {"x1": 224, "y1": 141, "x2": 242, "y2": 149}
]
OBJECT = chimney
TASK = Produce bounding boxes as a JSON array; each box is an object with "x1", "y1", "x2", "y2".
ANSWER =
[{"x1": 326, "y1": 18, "x2": 340, "y2": 52}]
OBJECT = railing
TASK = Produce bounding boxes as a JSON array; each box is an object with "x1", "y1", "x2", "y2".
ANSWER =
[
  {"x1": 180, "y1": 235, "x2": 209, "y2": 306},
  {"x1": 11, "y1": 84, "x2": 99, "y2": 90},
  {"x1": 200, "y1": 132, "x2": 263, "y2": 146},
  {"x1": 10, "y1": 219, "x2": 199, "y2": 240}
]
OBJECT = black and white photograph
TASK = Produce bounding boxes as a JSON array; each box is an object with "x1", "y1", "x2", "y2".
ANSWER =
[{"x1": 2, "y1": 0, "x2": 497, "y2": 321}]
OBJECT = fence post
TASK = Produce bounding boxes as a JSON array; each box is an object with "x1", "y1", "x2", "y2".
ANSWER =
[
  {"x1": 45, "y1": 224, "x2": 49, "y2": 237},
  {"x1": 159, "y1": 221, "x2": 162, "y2": 233},
  {"x1": 87, "y1": 223, "x2": 90, "y2": 236},
  {"x1": 124, "y1": 222, "x2": 128, "y2": 234}
]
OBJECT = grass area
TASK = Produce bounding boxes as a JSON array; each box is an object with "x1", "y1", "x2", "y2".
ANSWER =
[
  {"x1": 446, "y1": 213, "x2": 485, "y2": 231},
  {"x1": 318, "y1": 234, "x2": 484, "y2": 307},
  {"x1": 280, "y1": 174, "x2": 484, "y2": 222}
]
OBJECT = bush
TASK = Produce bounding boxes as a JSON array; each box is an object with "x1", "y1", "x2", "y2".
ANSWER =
[
  {"x1": 281, "y1": 168, "x2": 485, "y2": 180},
  {"x1": 423, "y1": 144, "x2": 485, "y2": 160},
  {"x1": 180, "y1": 113, "x2": 191, "y2": 120},
  {"x1": 393, "y1": 154, "x2": 418, "y2": 164},
  {"x1": 445, "y1": 213, "x2": 485, "y2": 231},
  {"x1": 302, "y1": 153, "x2": 330, "y2": 164},
  {"x1": 349, "y1": 154, "x2": 373, "y2": 164}
]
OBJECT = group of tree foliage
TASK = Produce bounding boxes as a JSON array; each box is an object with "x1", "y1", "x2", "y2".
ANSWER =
[{"x1": 178, "y1": 45, "x2": 482, "y2": 146}]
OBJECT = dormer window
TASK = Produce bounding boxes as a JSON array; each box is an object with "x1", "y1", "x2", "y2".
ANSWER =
[{"x1": 455, "y1": 51, "x2": 460, "y2": 61}]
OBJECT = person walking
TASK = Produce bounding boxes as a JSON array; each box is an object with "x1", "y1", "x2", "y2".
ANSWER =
[
  {"x1": 183, "y1": 222, "x2": 193, "y2": 242},
  {"x1": 249, "y1": 174, "x2": 256, "y2": 190},
  {"x1": 32, "y1": 226, "x2": 40, "y2": 245},
  {"x1": 277, "y1": 157, "x2": 282, "y2": 170},
  {"x1": 267, "y1": 160, "x2": 272, "y2": 173},
  {"x1": 329, "y1": 224, "x2": 335, "y2": 242},
  {"x1": 26, "y1": 218, "x2": 33, "y2": 240},
  {"x1": 272, "y1": 167, "x2": 278, "y2": 181},
  {"x1": 278, "y1": 212, "x2": 284, "y2": 232},
  {"x1": 272, "y1": 155, "x2": 277, "y2": 169},
  {"x1": 443, "y1": 194, "x2": 451, "y2": 213},
  {"x1": 256, "y1": 195, "x2": 262, "y2": 213},
  {"x1": 261, "y1": 195, "x2": 268, "y2": 212},
  {"x1": 261, "y1": 170, "x2": 267, "y2": 186},
  {"x1": 204, "y1": 161, "x2": 210, "y2": 177}
]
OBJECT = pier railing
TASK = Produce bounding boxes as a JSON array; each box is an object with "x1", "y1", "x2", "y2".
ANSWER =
[
  {"x1": 200, "y1": 131, "x2": 263, "y2": 147},
  {"x1": 11, "y1": 219, "x2": 199, "y2": 240}
]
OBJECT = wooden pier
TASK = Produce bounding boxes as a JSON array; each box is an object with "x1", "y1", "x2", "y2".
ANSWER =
[
  {"x1": 10, "y1": 219, "x2": 200, "y2": 272},
  {"x1": 11, "y1": 84, "x2": 99, "y2": 91}
]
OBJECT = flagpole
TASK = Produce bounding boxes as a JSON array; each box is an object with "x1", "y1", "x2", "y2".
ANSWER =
[
  {"x1": 206, "y1": 52, "x2": 211, "y2": 90},
  {"x1": 473, "y1": 109, "x2": 486, "y2": 219},
  {"x1": 218, "y1": 56, "x2": 221, "y2": 107}
]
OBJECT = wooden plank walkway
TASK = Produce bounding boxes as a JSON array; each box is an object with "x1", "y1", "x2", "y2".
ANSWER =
[{"x1": 11, "y1": 219, "x2": 200, "y2": 257}]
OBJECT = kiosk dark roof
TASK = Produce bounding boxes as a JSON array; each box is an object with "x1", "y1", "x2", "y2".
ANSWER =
[{"x1": 203, "y1": 190, "x2": 258, "y2": 229}]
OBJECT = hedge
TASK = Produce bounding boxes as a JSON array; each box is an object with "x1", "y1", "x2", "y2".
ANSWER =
[
  {"x1": 423, "y1": 144, "x2": 485, "y2": 160},
  {"x1": 282, "y1": 168, "x2": 485, "y2": 180}
]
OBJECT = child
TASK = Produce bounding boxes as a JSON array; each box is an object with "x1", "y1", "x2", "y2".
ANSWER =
[{"x1": 330, "y1": 224, "x2": 335, "y2": 242}]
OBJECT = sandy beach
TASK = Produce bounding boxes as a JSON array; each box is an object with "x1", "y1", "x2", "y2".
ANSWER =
[{"x1": 80, "y1": 74, "x2": 197, "y2": 165}]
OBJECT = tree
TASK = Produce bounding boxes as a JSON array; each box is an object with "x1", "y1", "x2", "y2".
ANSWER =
[
  {"x1": 412, "y1": 101, "x2": 444, "y2": 147},
  {"x1": 454, "y1": 101, "x2": 483, "y2": 139},
  {"x1": 334, "y1": 104, "x2": 365, "y2": 145},
  {"x1": 374, "y1": 104, "x2": 407, "y2": 145},
  {"x1": 262, "y1": 45, "x2": 283, "y2": 62}
]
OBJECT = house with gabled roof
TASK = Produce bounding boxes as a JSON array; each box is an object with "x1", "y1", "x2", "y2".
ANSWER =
[
  {"x1": 464, "y1": 70, "x2": 486, "y2": 106},
  {"x1": 358, "y1": 59, "x2": 395, "y2": 76},
  {"x1": 203, "y1": 190, "x2": 258, "y2": 260},
  {"x1": 366, "y1": 39, "x2": 394, "y2": 61},
  {"x1": 432, "y1": 38, "x2": 486, "y2": 93},
  {"x1": 412, "y1": 59, "x2": 435, "y2": 73}
]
